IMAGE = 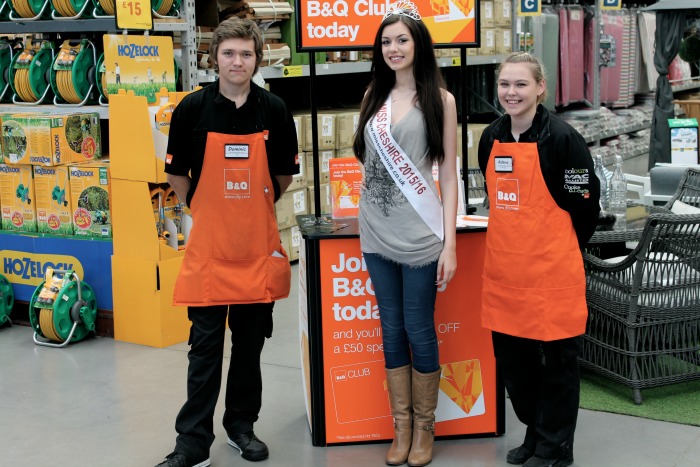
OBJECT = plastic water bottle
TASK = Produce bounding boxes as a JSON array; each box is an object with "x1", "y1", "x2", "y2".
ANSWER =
[
  {"x1": 609, "y1": 155, "x2": 627, "y2": 231},
  {"x1": 594, "y1": 154, "x2": 609, "y2": 212}
]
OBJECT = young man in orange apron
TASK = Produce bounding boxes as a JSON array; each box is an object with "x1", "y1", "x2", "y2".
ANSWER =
[
  {"x1": 156, "y1": 18, "x2": 299, "y2": 467},
  {"x1": 478, "y1": 53, "x2": 600, "y2": 467}
]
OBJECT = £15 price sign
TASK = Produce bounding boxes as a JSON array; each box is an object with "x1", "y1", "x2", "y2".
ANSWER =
[{"x1": 116, "y1": 0, "x2": 153, "y2": 30}]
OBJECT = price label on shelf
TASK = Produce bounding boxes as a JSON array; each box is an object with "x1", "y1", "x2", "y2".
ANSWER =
[
  {"x1": 451, "y1": 57, "x2": 461, "y2": 67},
  {"x1": 116, "y1": 0, "x2": 154, "y2": 31},
  {"x1": 282, "y1": 66, "x2": 303, "y2": 78}
]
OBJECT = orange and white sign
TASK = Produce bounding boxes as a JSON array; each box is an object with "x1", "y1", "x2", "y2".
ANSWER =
[
  {"x1": 295, "y1": 0, "x2": 478, "y2": 49},
  {"x1": 329, "y1": 157, "x2": 363, "y2": 218},
  {"x1": 318, "y1": 233, "x2": 497, "y2": 443}
]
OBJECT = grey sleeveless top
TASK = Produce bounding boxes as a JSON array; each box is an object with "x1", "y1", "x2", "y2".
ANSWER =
[{"x1": 359, "y1": 105, "x2": 443, "y2": 266}]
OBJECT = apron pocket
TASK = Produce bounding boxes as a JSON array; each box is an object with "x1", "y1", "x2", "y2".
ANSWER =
[{"x1": 266, "y1": 255, "x2": 292, "y2": 301}]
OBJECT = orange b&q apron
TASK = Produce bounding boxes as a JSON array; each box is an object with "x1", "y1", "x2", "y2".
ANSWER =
[
  {"x1": 173, "y1": 129, "x2": 291, "y2": 306},
  {"x1": 481, "y1": 140, "x2": 587, "y2": 341}
]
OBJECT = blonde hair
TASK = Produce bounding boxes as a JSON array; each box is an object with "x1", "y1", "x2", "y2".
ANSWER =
[{"x1": 497, "y1": 52, "x2": 547, "y2": 105}]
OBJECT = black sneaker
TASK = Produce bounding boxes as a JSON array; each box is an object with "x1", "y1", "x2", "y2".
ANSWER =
[
  {"x1": 154, "y1": 452, "x2": 210, "y2": 467},
  {"x1": 522, "y1": 454, "x2": 574, "y2": 467},
  {"x1": 507, "y1": 445, "x2": 534, "y2": 465},
  {"x1": 227, "y1": 431, "x2": 270, "y2": 461}
]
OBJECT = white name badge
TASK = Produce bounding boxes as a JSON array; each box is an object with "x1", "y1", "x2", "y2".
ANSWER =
[
  {"x1": 225, "y1": 144, "x2": 249, "y2": 159},
  {"x1": 494, "y1": 156, "x2": 513, "y2": 173}
]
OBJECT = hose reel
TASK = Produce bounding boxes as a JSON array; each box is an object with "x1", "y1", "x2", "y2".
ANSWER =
[
  {"x1": 91, "y1": 0, "x2": 114, "y2": 17},
  {"x1": 0, "y1": 274, "x2": 14, "y2": 327},
  {"x1": 96, "y1": 52, "x2": 108, "y2": 104},
  {"x1": 8, "y1": 0, "x2": 51, "y2": 20},
  {"x1": 50, "y1": 39, "x2": 97, "y2": 106},
  {"x1": 29, "y1": 268, "x2": 97, "y2": 348},
  {"x1": 10, "y1": 39, "x2": 55, "y2": 105},
  {"x1": 152, "y1": 0, "x2": 179, "y2": 18},
  {"x1": 51, "y1": 0, "x2": 91, "y2": 18},
  {"x1": 0, "y1": 0, "x2": 13, "y2": 20},
  {"x1": 0, "y1": 38, "x2": 20, "y2": 102}
]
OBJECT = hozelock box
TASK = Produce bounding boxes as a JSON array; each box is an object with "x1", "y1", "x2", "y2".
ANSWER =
[
  {"x1": 0, "y1": 164, "x2": 37, "y2": 232},
  {"x1": 69, "y1": 162, "x2": 112, "y2": 238},
  {"x1": 33, "y1": 165, "x2": 73, "y2": 235},
  {"x1": 303, "y1": 113, "x2": 336, "y2": 151},
  {"x1": 2, "y1": 112, "x2": 101, "y2": 166},
  {"x1": 669, "y1": 118, "x2": 699, "y2": 165}
]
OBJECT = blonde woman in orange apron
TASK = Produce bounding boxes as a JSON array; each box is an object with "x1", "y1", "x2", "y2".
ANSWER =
[
  {"x1": 157, "y1": 18, "x2": 299, "y2": 467},
  {"x1": 352, "y1": 3, "x2": 458, "y2": 466},
  {"x1": 478, "y1": 53, "x2": 600, "y2": 467}
]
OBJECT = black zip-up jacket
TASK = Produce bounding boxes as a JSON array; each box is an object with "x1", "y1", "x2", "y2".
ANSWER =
[{"x1": 478, "y1": 105, "x2": 601, "y2": 247}]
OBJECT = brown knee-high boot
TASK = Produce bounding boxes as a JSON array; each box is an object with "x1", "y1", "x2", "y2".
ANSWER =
[
  {"x1": 407, "y1": 368, "x2": 441, "y2": 467},
  {"x1": 385, "y1": 365, "x2": 412, "y2": 465}
]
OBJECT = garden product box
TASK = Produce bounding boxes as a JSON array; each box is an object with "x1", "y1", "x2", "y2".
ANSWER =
[
  {"x1": 33, "y1": 166, "x2": 73, "y2": 235},
  {"x1": 0, "y1": 164, "x2": 37, "y2": 232},
  {"x1": 288, "y1": 152, "x2": 307, "y2": 191},
  {"x1": 495, "y1": 29, "x2": 512, "y2": 55},
  {"x1": 275, "y1": 187, "x2": 308, "y2": 230},
  {"x1": 302, "y1": 113, "x2": 336, "y2": 151},
  {"x1": 669, "y1": 118, "x2": 699, "y2": 165},
  {"x1": 69, "y1": 162, "x2": 112, "y2": 238},
  {"x1": 494, "y1": 0, "x2": 512, "y2": 27},
  {"x1": 480, "y1": 0, "x2": 495, "y2": 28},
  {"x1": 2, "y1": 112, "x2": 101, "y2": 166},
  {"x1": 306, "y1": 150, "x2": 334, "y2": 185}
]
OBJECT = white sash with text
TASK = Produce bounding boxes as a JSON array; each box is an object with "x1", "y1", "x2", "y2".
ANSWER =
[{"x1": 367, "y1": 97, "x2": 444, "y2": 240}]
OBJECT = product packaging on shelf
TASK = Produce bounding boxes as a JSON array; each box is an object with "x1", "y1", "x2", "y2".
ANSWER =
[
  {"x1": 275, "y1": 187, "x2": 308, "y2": 230},
  {"x1": 306, "y1": 150, "x2": 334, "y2": 185},
  {"x1": 0, "y1": 164, "x2": 37, "y2": 232},
  {"x1": 302, "y1": 113, "x2": 336, "y2": 151},
  {"x1": 1, "y1": 112, "x2": 101, "y2": 166},
  {"x1": 69, "y1": 161, "x2": 111, "y2": 238},
  {"x1": 33, "y1": 165, "x2": 73, "y2": 235}
]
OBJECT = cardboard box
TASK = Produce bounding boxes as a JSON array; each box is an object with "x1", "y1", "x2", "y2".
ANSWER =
[
  {"x1": 669, "y1": 118, "x2": 699, "y2": 165},
  {"x1": 335, "y1": 147, "x2": 355, "y2": 158},
  {"x1": 302, "y1": 113, "x2": 336, "y2": 151},
  {"x1": 289, "y1": 151, "x2": 307, "y2": 191},
  {"x1": 306, "y1": 150, "x2": 334, "y2": 185},
  {"x1": 292, "y1": 113, "x2": 304, "y2": 153},
  {"x1": 279, "y1": 227, "x2": 292, "y2": 262},
  {"x1": 479, "y1": 29, "x2": 496, "y2": 56},
  {"x1": 494, "y1": 0, "x2": 512, "y2": 27},
  {"x1": 466, "y1": 124, "x2": 489, "y2": 169},
  {"x1": 480, "y1": 0, "x2": 495, "y2": 28},
  {"x1": 33, "y1": 165, "x2": 73, "y2": 235},
  {"x1": 275, "y1": 187, "x2": 308, "y2": 230},
  {"x1": 2, "y1": 112, "x2": 101, "y2": 166},
  {"x1": 308, "y1": 182, "x2": 331, "y2": 215},
  {"x1": 289, "y1": 225, "x2": 301, "y2": 261},
  {"x1": 69, "y1": 162, "x2": 112, "y2": 238},
  {"x1": 0, "y1": 164, "x2": 37, "y2": 232},
  {"x1": 332, "y1": 109, "x2": 360, "y2": 149},
  {"x1": 495, "y1": 29, "x2": 512, "y2": 55}
]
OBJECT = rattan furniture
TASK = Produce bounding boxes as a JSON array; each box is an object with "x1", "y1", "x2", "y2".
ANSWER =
[
  {"x1": 663, "y1": 167, "x2": 700, "y2": 210},
  {"x1": 580, "y1": 212, "x2": 700, "y2": 404}
]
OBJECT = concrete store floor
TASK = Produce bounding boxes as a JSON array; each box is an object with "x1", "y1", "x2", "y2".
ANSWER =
[{"x1": 2, "y1": 264, "x2": 699, "y2": 467}]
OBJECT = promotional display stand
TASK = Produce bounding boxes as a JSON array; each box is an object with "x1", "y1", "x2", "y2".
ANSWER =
[{"x1": 298, "y1": 216, "x2": 504, "y2": 446}]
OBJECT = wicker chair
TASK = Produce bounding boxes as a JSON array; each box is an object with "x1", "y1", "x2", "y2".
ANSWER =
[
  {"x1": 580, "y1": 212, "x2": 700, "y2": 404},
  {"x1": 663, "y1": 168, "x2": 700, "y2": 210}
]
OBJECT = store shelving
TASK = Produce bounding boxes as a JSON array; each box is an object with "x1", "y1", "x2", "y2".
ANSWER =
[{"x1": 583, "y1": 123, "x2": 652, "y2": 144}]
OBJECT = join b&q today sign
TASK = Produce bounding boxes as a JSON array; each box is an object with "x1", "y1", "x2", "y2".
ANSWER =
[{"x1": 295, "y1": 0, "x2": 478, "y2": 50}]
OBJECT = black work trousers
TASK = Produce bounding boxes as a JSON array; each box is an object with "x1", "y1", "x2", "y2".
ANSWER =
[
  {"x1": 174, "y1": 303, "x2": 273, "y2": 460},
  {"x1": 492, "y1": 331, "x2": 582, "y2": 459}
]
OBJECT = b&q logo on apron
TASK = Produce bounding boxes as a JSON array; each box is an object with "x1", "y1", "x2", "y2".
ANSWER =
[
  {"x1": 495, "y1": 178, "x2": 520, "y2": 210},
  {"x1": 224, "y1": 169, "x2": 251, "y2": 198}
]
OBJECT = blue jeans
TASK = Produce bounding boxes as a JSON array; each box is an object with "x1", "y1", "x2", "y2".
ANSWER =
[{"x1": 363, "y1": 252, "x2": 439, "y2": 373}]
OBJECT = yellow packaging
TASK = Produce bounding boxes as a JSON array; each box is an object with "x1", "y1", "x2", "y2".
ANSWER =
[
  {"x1": 0, "y1": 164, "x2": 37, "y2": 232},
  {"x1": 33, "y1": 166, "x2": 73, "y2": 235},
  {"x1": 69, "y1": 162, "x2": 112, "y2": 238},
  {"x1": 2, "y1": 112, "x2": 101, "y2": 166}
]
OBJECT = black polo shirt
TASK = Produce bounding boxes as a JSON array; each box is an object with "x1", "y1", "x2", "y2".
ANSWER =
[{"x1": 165, "y1": 80, "x2": 299, "y2": 206}]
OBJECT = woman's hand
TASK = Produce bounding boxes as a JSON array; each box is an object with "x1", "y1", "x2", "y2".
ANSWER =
[{"x1": 436, "y1": 245, "x2": 457, "y2": 286}]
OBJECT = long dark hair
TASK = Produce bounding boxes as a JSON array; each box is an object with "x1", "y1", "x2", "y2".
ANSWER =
[{"x1": 352, "y1": 14, "x2": 445, "y2": 164}]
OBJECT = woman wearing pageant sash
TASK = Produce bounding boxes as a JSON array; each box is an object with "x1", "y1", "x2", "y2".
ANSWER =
[{"x1": 352, "y1": 2, "x2": 458, "y2": 466}]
